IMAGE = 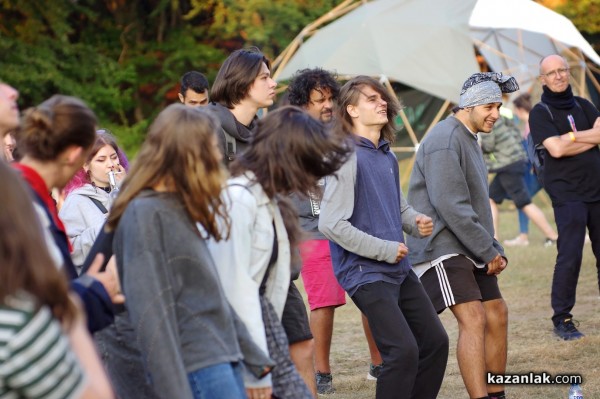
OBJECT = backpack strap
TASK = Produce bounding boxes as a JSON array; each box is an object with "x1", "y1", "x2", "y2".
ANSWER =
[
  {"x1": 223, "y1": 130, "x2": 237, "y2": 162},
  {"x1": 539, "y1": 98, "x2": 583, "y2": 122},
  {"x1": 88, "y1": 197, "x2": 108, "y2": 214}
]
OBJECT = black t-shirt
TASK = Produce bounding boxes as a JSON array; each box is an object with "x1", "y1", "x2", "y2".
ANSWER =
[{"x1": 529, "y1": 97, "x2": 600, "y2": 205}]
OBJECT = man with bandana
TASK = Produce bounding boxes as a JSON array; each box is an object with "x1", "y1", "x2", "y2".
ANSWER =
[
  {"x1": 529, "y1": 54, "x2": 600, "y2": 341},
  {"x1": 407, "y1": 72, "x2": 518, "y2": 399}
]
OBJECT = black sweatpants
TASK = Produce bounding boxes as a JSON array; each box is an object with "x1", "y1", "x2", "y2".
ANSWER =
[{"x1": 351, "y1": 271, "x2": 449, "y2": 399}]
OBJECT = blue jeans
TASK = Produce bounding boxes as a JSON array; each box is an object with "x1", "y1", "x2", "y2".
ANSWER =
[
  {"x1": 518, "y1": 162, "x2": 542, "y2": 234},
  {"x1": 188, "y1": 362, "x2": 247, "y2": 399}
]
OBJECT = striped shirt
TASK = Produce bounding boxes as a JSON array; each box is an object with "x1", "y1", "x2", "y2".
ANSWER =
[{"x1": 0, "y1": 294, "x2": 85, "y2": 399}]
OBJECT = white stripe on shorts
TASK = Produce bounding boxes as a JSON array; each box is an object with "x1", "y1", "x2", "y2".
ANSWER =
[{"x1": 434, "y1": 262, "x2": 455, "y2": 308}]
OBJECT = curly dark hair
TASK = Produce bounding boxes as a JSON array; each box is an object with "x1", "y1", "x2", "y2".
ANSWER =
[{"x1": 287, "y1": 68, "x2": 340, "y2": 107}]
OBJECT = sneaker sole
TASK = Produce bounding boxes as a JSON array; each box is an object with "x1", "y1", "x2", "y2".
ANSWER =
[
  {"x1": 366, "y1": 373, "x2": 377, "y2": 381},
  {"x1": 317, "y1": 389, "x2": 336, "y2": 395},
  {"x1": 553, "y1": 331, "x2": 585, "y2": 341}
]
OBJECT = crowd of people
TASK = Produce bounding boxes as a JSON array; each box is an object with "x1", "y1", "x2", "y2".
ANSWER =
[{"x1": 1, "y1": 49, "x2": 599, "y2": 399}]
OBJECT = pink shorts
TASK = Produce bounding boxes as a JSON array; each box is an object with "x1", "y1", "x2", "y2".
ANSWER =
[{"x1": 300, "y1": 239, "x2": 346, "y2": 311}]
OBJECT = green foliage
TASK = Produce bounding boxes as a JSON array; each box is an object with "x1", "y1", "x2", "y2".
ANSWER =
[
  {"x1": 555, "y1": 0, "x2": 600, "y2": 35},
  {"x1": 0, "y1": 0, "x2": 344, "y2": 157}
]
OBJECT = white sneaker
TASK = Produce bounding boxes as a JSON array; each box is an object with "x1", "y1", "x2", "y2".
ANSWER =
[{"x1": 503, "y1": 236, "x2": 529, "y2": 247}]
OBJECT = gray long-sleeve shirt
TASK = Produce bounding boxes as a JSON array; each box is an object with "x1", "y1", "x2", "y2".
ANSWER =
[
  {"x1": 113, "y1": 191, "x2": 271, "y2": 398},
  {"x1": 407, "y1": 116, "x2": 504, "y2": 266}
]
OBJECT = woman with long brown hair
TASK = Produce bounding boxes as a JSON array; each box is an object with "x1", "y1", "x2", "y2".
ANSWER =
[
  {"x1": 207, "y1": 105, "x2": 351, "y2": 399},
  {"x1": 102, "y1": 104, "x2": 272, "y2": 399},
  {"x1": 0, "y1": 162, "x2": 114, "y2": 399}
]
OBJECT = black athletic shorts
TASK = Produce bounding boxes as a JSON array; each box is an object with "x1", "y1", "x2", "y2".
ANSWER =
[
  {"x1": 281, "y1": 281, "x2": 313, "y2": 344},
  {"x1": 420, "y1": 255, "x2": 502, "y2": 314},
  {"x1": 489, "y1": 161, "x2": 531, "y2": 209}
]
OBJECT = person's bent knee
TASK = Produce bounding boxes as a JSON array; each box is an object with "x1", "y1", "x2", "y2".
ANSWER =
[
  {"x1": 289, "y1": 338, "x2": 315, "y2": 364},
  {"x1": 452, "y1": 301, "x2": 486, "y2": 331},
  {"x1": 484, "y1": 298, "x2": 508, "y2": 327},
  {"x1": 384, "y1": 340, "x2": 419, "y2": 370}
]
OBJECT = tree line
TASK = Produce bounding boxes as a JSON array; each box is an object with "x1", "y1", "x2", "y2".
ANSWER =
[{"x1": 1, "y1": 0, "x2": 597, "y2": 154}]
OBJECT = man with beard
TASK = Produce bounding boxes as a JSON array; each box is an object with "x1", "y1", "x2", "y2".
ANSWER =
[
  {"x1": 178, "y1": 71, "x2": 210, "y2": 107},
  {"x1": 287, "y1": 68, "x2": 384, "y2": 394},
  {"x1": 407, "y1": 72, "x2": 518, "y2": 399},
  {"x1": 529, "y1": 54, "x2": 600, "y2": 341}
]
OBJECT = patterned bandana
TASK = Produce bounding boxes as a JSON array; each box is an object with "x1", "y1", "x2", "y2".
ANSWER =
[{"x1": 458, "y1": 72, "x2": 519, "y2": 108}]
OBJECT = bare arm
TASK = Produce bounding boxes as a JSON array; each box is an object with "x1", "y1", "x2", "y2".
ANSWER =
[{"x1": 544, "y1": 118, "x2": 600, "y2": 157}]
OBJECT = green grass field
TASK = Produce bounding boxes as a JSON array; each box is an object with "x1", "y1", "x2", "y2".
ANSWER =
[{"x1": 299, "y1": 202, "x2": 599, "y2": 399}]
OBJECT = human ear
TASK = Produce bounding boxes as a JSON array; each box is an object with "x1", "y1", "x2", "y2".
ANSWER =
[
  {"x1": 64, "y1": 146, "x2": 84, "y2": 166},
  {"x1": 347, "y1": 104, "x2": 359, "y2": 118}
]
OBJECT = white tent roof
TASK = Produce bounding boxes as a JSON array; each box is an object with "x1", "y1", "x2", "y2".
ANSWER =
[
  {"x1": 275, "y1": 0, "x2": 600, "y2": 103},
  {"x1": 470, "y1": 0, "x2": 600, "y2": 92}
]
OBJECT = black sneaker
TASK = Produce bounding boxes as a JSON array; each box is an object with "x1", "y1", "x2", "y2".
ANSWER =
[
  {"x1": 316, "y1": 372, "x2": 335, "y2": 394},
  {"x1": 366, "y1": 363, "x2": 383, "y2": 381},
  {"x1": 554, "y1": 318, "x2": 585, "y2": 341},
  {"x1": 544, "y1": 238, "x2": 557, "y2": 247}
]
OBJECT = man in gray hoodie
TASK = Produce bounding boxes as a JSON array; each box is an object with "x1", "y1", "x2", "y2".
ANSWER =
[
  {"x1": 208, "y1": 47, "x2": 276, "y2": 166},
  {"x1": 407, "y1": 72, "x2": 518, "y2": 399}
]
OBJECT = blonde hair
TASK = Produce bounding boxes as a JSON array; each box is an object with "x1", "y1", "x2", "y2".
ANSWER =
[{"x1": 107, "y1": 104, "x2": 229, "y2": 240}]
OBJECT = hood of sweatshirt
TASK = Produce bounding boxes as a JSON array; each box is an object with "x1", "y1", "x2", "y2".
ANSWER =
[{"x1": 208, "y1": 102, "x2": 256, "y2": 143}]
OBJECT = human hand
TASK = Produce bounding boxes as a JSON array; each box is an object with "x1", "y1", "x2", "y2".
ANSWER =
[
  {"x1": 114, "y1": 167, "x2": 126, "y2": 184},
  {"x1": 246, "y1": 386, "x2": 272, "y2": 399},
  {"x1": 415, "y1": 214, "x2": 433, "y2": 237},
  {"x1": 486, "y1": 254, "x2": 507, "y2": 276},
  {"x1": 86, "y1": 254, "x2": 125, "y2": 304},
  {"x1": 395, "y1": 243, "x2": 409, "y2": 263}
]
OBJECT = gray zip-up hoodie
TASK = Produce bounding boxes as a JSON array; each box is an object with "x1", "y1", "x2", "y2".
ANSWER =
[
  {"x1": 59, "y1": 184, "x2": 109, "y2": 270},
  {"x1": 407, "y1": 116, "x2": 504, "y2": 265}
]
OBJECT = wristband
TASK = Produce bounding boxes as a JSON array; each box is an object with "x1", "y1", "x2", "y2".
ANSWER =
[{"x1": 569, "y1": 131, "x2": 576, "y2": 142}]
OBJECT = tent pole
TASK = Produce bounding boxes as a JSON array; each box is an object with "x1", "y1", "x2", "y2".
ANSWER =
[
  {"x1": 400, "y1": 154, "x2": 417, "y2": 189},
  {"x1": 272, "y1": 0, "x2": 363, "y2": 78},
  {"x1": 382, "y1": 78, "x2": 419, "y2": 146},
  {"x1": 425, "y1": 100, "x2": 450, "y2": 134},
  {"x1": 585, "y1": 67, "x2": 600, "y2": 95}
]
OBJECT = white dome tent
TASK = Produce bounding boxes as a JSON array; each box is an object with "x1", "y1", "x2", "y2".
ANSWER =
[{"x1": 272, "y1": 0, "x2": 600, "y2": 181}]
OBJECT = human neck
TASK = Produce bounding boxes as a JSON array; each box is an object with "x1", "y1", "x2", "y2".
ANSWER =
[
  {"x1": 231, "y1": 102, "x2": 259, "y2": 126},
  {"x1": 353, "y1": 124, "x2": 382, "y2": 146},
  {"x1": 19, "y1": 156, "x2": 61, "y2": 189},
  {"x1": 453, "y1": 111, "x2": 476, "y2": 134}
]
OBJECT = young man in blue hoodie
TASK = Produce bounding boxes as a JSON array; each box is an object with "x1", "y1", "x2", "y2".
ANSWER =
[
  {"x1": 407, "y1": 72, "x2": 518, "y2": 399},
  {"x1": 319, "y1": 76, "x2": 448, "y2": 399}
]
